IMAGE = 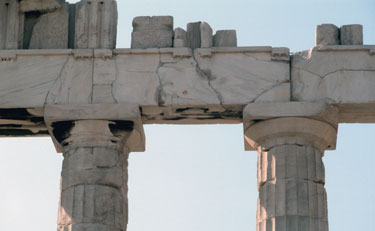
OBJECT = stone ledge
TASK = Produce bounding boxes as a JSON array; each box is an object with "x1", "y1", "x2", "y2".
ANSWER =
[{"x1": 316, "y1": 45, "x2": 375, "y2": 54}]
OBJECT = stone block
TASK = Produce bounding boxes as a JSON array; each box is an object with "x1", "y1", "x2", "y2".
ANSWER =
[
  {"x1": 200, "y1": 22, "x2": 213, "y2": 48},
  {"x1": 20, "y1": 0, "x2": 62, "y2": 12},
  {"x1": 75, "y1": 0, "x2": 118, "y2": 49},
  {"x1": 131, "y1": 16, "x2": 173, "y2": 49},
  {"x1": 174, "y1": 27, "x2": 187, "y2": 48},
  {"x1": 28, "y1": 2, "x2": 69, "y2": 49},
  {"x1": 291, "y1": 45, "x2": 375, "y2": 123},
  {"x1": 340, "y1": 24, "x2": 363, "y2": 45},
  {"x1": 213, "y1": 30, "x2": 237, "y2": 47},
  {"x1": 187, "y1": 22, "x2": 201, "y2": 49},
  {"x1": 315, "y1": 24, "x2": 339, "y2": 46},
  {"x1": 187, "y1": 21, "x2": 213, "y2": 49},
  {"x1": 0, "y1": 0, "x2": 22, "y2": 49}
]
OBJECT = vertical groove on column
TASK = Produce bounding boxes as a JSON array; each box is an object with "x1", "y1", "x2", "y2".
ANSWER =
[{"x1": 257, "y1": 145, "x2": 328, "y2": 231}]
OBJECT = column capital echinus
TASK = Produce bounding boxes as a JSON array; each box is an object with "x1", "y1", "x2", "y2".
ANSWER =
[
  {"x1": 243, "y1": 102, "x2": 339, "y2": 153},
  {"x1": 44, "y1": 104, "x2": 145, "y2": 154}
]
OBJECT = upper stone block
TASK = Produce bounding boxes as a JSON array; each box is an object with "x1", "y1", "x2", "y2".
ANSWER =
[
  {"x1": 131, "y1": 16, "x2": 174, "y2": 49},
  {"x1": 186, "y1": 21, "x2": 213, "y2": 49},
  {"x1": 75, "y1": 0, "x2": 118, "y2": 49},
  {"x1": 340, "y1": 24, "x2": 363, "y2": 45},
  {"x1": 28, "y1": 1, "x2": 69, "y2": 49},
  {"x1": 315, "y1": 24, "x2": 339, "y2": 46},
  {"x1": 213, "y1": 30, "x2": 237, "y2": 47},
  {"x1": 173, "y1": 27, "x2": 187, "y2": 48}
]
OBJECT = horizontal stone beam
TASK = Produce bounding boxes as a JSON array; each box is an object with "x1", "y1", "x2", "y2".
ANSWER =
[
  {"x1": 0, "y1": 46, "x2": 290, "y2": 136},
  {"x1": 292, "y1": 45, "x2": 375, "y2": 123},
  {"x1": 0, "y1": 44, "x2": 374, "y2": 138}
]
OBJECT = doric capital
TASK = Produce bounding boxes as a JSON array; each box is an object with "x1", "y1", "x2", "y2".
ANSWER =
[
  {"x1": 243, "y1": 102, "x2": 339, "y2": 152},
  {"x1": 44, "y1": 104, "x2": 145, "y2": 153}
]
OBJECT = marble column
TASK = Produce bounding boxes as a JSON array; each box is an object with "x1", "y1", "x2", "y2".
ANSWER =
[
  {"x1": 56, "y1": 120, "x2": 130, "y2": 231},
  {"x1": 44, "y1": 104, "x2": 145, "y2": 231},
  {"x1": 244, "y1": 103, "x2": 338, "y2": 231}
]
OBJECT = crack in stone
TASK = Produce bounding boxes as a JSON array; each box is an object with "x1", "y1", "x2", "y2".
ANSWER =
[
  {"x1": 156, "y1": 52, "x2": 165, "y2": 106},
  {"x1": 111, "y1": 57, "x2": 119, "y2": 104},
  {"x1": 62, "y1": 183, "x2": 122, "y2": 192},
  {"x1": 243, "y1": 52, "x2": 270, "y2": 62},
  {"x1": 192, "y1": 51, "x2": 226, "y2": 109},
  {"x1": 297, "y1": 67, "x2": 375, "y2": 79},
  {"x1": 90, "y1": 54, "x2": 95, "y2": 103},
  {"x1": 249, "y1": 80, "x2": 290, "y2": 104},
  {"x1": 44, "y1": 55, "x2": 70, "y2": 105},
  {"x1": 259, "y1": 177, "x2": 325, "y2": 189}
]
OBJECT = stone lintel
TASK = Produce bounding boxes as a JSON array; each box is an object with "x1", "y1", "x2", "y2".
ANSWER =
[
  {"x1": 44, "y1": 104, "x2": 145, "y2": 153},
  {"x1": 243, "y1": 102, "x2": 339, "y2": 152}
]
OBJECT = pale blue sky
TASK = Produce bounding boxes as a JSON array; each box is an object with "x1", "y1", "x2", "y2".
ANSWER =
[{"x1": 0, "y1": 0, "x2": 374, "y2": 231}]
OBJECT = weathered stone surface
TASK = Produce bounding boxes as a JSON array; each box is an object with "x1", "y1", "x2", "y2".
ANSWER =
[
  {"x1": 340, "y1": 24, "x2": 363, "y2": 45},
  {"x1": 315, "y1": 24, "x2": 339, "y2": 46},
  {"x1": 0, "y1": 0, "x2": 22, "y2": 49},
  {"x1": 75, "y1": 0, "x2": 118, "y2": 49},
  {"x1": 200, "y1": 22, "x2": 213, "y2": 48},
  {"x1": 157, "y1": 55, "x2": 221, "y2": 105},
  {"x1": 213, "y1": 30, "x2": 237, "y2": 47},
  {"x1": 174, "y1": 27, "x2": 187, "y2": 48},
  {"x1": 20, "y1": 0, "x2": 62, "y2": 12},
  {"x1": 131, "y1": 16, "x2": 173, "y2": 49},
  {"x1": 28, "y1": 1, "x2": 69, "y2": 49}
]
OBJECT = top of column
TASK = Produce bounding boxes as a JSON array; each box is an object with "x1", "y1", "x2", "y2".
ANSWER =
[{"x1": 243, "y1": 102, "x2": 339, "y2": 153}]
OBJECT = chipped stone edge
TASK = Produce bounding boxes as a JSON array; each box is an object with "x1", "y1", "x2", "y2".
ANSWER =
[{"x1": 316, "y1": 45, "x2": 375, "y2": 55}]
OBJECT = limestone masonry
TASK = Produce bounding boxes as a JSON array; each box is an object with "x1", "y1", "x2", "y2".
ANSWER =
[{"x1": 0, "y1": 0, "x2": 374, "y2": 231}]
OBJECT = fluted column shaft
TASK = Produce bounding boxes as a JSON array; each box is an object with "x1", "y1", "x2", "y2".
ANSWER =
[
  {"x1": 256, "y1": 144, "x2": 328, "y2": 231},
  {"x1": 244, "y1": 108, "x2": 338, "y2": 231},
  {"x1": 57, "y1": 120, "x2": 131, "y2": 231}
]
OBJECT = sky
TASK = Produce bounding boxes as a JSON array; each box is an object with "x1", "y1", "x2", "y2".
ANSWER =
[{"x1": 0, "y1": 0, "x2": 374, "y2": 231}]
